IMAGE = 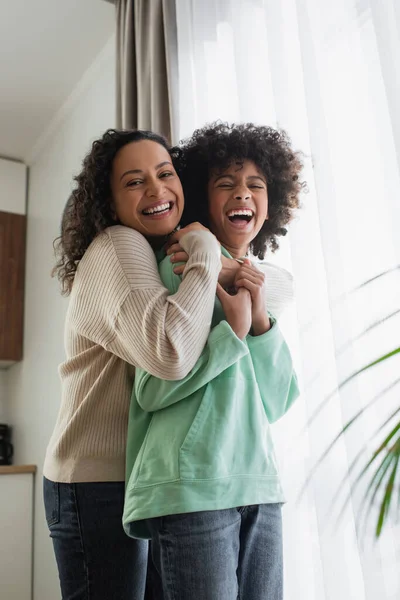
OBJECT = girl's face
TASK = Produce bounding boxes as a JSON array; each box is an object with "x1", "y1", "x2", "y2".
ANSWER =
[
  {"x1": 111, "y1": 140, "x2": 184, "y2": 238},
  {"x1": 207, "y1": 159, "x2": 268, "y2": 257}
]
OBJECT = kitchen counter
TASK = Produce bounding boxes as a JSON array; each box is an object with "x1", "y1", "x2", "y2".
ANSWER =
[
  {"x1": 0, "y1": 463, "x2": 36, "y2": 599},
  {"x1": 0, "y1": 464, "x2": 36, "y2": 475}
]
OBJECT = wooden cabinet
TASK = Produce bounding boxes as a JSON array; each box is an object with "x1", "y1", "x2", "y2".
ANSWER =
[
  {"x1": 0, "y1": 466, "x2": 36, "y2": 600},
  {"x1": 0, "y1": 211, "x2": 27, "y2": 366},
  {"x1": 0, "y1": 157, "x2": 27, "y2": 367}
]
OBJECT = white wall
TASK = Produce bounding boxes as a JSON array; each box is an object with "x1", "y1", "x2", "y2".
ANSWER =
[
  {"x1": 0, "y1": 372, "x2": 8, "y2": 423},
  {"x1": 0, "y1": 158, "x2": 26, "y2": 214},
  {"x1": 4, "y1": 36, "x2": 116, "y2": 600}
]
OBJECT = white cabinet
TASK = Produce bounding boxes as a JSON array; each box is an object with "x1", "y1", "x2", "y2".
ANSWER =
[
  {"x1": 0, "y1": 157, "x2": 27, "y2": 215},
  {"x1": 0, "y1": 467, "x2": 35, "y2": 600}
]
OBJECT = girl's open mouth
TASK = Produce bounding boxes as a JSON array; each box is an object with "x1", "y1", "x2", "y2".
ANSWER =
[{"x1": 226, "y1": 208, "x2": 254, "y2": 229}]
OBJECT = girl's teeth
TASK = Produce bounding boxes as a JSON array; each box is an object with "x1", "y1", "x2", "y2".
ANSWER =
[{"x1": 227, "y1": 210, "x2": 253, "y2": 217}]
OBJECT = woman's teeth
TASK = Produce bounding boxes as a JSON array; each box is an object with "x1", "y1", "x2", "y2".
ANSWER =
[{"x1": 143, "y1": 202, "x2": 171, "y2": 215}]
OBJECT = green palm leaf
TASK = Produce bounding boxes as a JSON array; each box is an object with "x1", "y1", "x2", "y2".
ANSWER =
[
  {"x1": 306, "y1": 346, "x2": 400, "y2": 429},
  {"x1": 303, "y1": 347, "x2": 400, "y2": 538},
  {"x1": 301, "y1": 265, "x2": 400, "y2": 538}
]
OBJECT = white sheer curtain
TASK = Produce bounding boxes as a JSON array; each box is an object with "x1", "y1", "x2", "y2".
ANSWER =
[{"x1": 174, "y1": 1, "x2": 400, "y2": 598}]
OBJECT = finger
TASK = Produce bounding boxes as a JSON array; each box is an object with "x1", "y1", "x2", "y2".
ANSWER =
[
  {"x1": 173, "y1": 265, "x2": 185, "y2": 275},
  {"x1": 236, "y1": 268, "x2": 264, "y2": 282},
  {"x1": 235, "y1": 271, "x2": 264, "y2": 286},
  {"x1": 167, "y1": 230, "x2": 181, "y2": 245},
  {"x1": 216, "y1": 282, "x2": 231, "y2": 302},
  {"x1": 237, "y1": 264, "x2": 263, "y2": 278},
  {"x1": 235, "y1": 278, "x2": 260, "y2": 299},
  {"x1": 170, "y1": 251, "x2": 189, "y2": 264},
  {"x1": 235, "y1": 270, "x2": 264, "y2": 288},
  {"x1": 236, "y1": 287, "x2": 252, "y2": 299},
  {"x1": 243, "y1": 258, "x2": 252, "y2": 266},
  {"x1": 166, "y1": 243, "x2": 183, "y2": 256}
]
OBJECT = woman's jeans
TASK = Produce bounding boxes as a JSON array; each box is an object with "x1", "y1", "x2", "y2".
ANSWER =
[
  {"x1": 146, "y1": 503, "x2": 283, "y2": 600},
  {"x1": 43, "y1": 477, "x2": 149, "y2": 600}
]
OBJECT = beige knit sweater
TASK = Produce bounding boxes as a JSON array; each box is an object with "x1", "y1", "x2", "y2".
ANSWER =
[{"x1": 43, "y1": 225, "x2": 221, "y2": 483}]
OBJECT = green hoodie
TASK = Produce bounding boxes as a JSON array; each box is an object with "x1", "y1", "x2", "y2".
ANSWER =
[{"x1": 123, "y1": 248, "x2": 299, "y2": 539}]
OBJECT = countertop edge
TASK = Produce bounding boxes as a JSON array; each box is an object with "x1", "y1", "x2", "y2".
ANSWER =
[{"x1": 0, "y1": 465, "x2": 37, "y2": 475}]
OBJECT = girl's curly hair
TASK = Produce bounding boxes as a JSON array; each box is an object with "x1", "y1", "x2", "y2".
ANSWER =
[
  {"x1": 177, "y1": 122, "x2": 305, "y2": 259},
  {"x1": 53, "y1": 128, "x2": 180, "y2": 295}
]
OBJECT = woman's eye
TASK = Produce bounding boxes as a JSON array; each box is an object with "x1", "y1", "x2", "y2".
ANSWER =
[
  {"x1": 218, "y1": 183, "x2": 233, "y2": 188},
  {"x1": 160, "y1": 171, "x2": 173, "y2": 178},
  {"x1": 250, "y1": 185, "x2": 264, "y2": 189},
  {"x1": 127, "y1": 180, "x2": 142, "y2": 187}
]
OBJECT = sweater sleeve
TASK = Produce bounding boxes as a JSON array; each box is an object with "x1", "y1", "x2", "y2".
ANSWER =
[
  {"x1": 69, "y1": 225, "x2": 221, "y2": 380},
  {"x1": 247, "y1": 322, "x2": 300, "y2": 423},
  {"x1": 253, "y1": 261, "x2": 294, "y2": 319},
  {"x1": 134, "y1": 320, "x2": 248, "y2": 412}
]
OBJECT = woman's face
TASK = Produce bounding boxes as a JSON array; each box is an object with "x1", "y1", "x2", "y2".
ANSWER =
[
  {"x1": 110, "y1": 140, "x2": 184, "y2": 238},
  {"x1": 207, "y1": 159, "x2": 268, "y2": 257}
]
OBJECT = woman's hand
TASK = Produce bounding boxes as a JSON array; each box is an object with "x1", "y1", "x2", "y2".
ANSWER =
[
  {"x1": 216, "y1": 284, "x2": 252, "y2": 340},
  {"x1": 167, "y1": 242, "x2": 189, "y2": 273},
  {"x1": 234, "y1": 259, "x2": 271, "y2": 335},
  {"x1": 166, "y1": 222, "x2": 212, "y2": 247}
]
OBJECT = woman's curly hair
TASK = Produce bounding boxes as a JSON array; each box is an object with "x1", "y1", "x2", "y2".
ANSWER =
[
  {"x1": 53, "y1": 128, "x2": 179, "y2": 295},
  {"x1": 177, "y1": 122, "x2": 305, "y2": 259}
]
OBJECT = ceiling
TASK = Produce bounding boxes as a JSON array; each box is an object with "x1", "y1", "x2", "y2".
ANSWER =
[{"x1": 0, "y1": 0, "x2": 115, "y2": 162}]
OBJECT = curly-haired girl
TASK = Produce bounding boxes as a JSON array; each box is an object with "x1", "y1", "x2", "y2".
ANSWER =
[
  {"x1": 179, "y1": 121, "x2": 302, "y2": 256},
  {"x1": 123, "y1": 122, "x2": 304, "y2": 600}
]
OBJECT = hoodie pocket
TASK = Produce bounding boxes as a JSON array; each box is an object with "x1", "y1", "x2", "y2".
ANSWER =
[
  {"x1": 179, "y1": 376, "x2": 275, "y2": 481},
  {"x1": 179, "y1": 387, "x2": 214, "y2": 459}
]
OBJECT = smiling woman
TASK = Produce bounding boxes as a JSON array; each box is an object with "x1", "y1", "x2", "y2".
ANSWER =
[
  {"x1": 111, "y1": 140, "x2": 184, "y2": 237},
  {"x1": 43, "y1": 128, "x2": 223, "y2": 600}
]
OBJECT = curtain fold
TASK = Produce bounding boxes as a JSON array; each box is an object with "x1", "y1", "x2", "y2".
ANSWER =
[
  {"x1": 115, "y1": 0, "x2": 178, "y2": 141},
  {"x1": 174, "y1": 1, "x2": 400, "y2": 599}
]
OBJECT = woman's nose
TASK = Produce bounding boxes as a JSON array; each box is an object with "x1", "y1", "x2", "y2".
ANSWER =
[{"x1": 146, "y1": 179, "x2": 165, "y2": 198}]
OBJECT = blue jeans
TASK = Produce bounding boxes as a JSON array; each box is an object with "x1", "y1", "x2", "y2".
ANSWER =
[
  {"x1": 43, "y1": 477, "x2": 150, "y2": 600},
  {"x1": 146, "y1": 504, "x2": 283, "y2": 600}
]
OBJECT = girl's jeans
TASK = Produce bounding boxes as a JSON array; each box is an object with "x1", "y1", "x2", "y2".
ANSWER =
[{"x1": 146, "y1": 503, "x2": 283, "y2": 600}]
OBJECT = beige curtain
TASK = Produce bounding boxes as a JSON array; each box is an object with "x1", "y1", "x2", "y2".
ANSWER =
[{"x1": 115, "y1": 0, "x2": 178, "y2": 142}]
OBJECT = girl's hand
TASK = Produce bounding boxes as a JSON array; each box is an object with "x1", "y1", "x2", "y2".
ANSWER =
[
  {"x1": 216, "y1": 284, "x2": 252, "y2": 340},
  {"x1": 234, "y1": 259, "x2": 271, "y2": 335},
  {"x1": 218, "y1": 256, "x2": 241, "y2": 288},
  {"x1": 169, "y1": 246, "x2": 241, "y2": 282}
]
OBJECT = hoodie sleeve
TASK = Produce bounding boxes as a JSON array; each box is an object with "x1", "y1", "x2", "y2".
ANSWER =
[
  {"x1": 134, "y1": 320, "x2": 249, "y2": 412},
  {"x1": 247, "y1": 320, "x2": 300, "y2": 423}
]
